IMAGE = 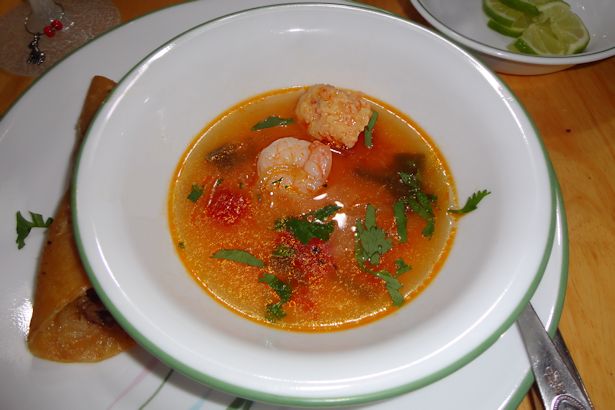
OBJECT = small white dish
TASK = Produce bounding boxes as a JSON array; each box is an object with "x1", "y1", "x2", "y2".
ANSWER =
[
  {"x1": 411, "y1": 0, "x2": 615, "y2": 75},
  {"x1": 72, "y1": 3, "x2": 554, "y2": 406}
]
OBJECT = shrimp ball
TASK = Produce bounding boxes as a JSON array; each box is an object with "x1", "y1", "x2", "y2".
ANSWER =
[{"x1": 295, "y1": 84, "x2": 372, "y2": 149}]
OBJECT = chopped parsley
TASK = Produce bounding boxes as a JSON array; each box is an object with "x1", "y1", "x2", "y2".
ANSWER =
[
  {"x1": 259, "y1": 273, "x2": 292, "y2": 321},
  {"x1": 363, "y1": 110, "x2": 379, "y2": 148},
  {"x1": 187, "y1": 184, "x2": 204, "y2": 202},
  {"x1": 251, "y1": 116, "x2": 294, "y2": 131},
  {"x1": 354, "y1": 204, "x2": 392, "y2": 267},
  {"x1": 449, "y1": 190, "x2": 491, "y2": 214},
  {"x1": 211, "y1": 249, "x2": 264, "y2": 267},
  {"x1": 177, "y1": 241, "x2": 186, "y2": 249},
  {"x1": 275, "y1": 204, "x2": 341, "y2": 244},
  {"x1": 15, "y1": 211, "x2": 53, "y2": 249}
]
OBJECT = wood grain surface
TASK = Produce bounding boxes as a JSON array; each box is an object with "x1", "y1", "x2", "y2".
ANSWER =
[{"x1": 1, "y1": 0, "x2": 613, "y2": 408}]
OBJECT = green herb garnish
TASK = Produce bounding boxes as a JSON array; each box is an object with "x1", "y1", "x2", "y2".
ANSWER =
[
  {"x1": 395, "y1": 258, "x2": 411, "y2": 276},
  {"x1": 251, "y1": 116, "x2": 294, "y2": 131},
  {"x1": 375, "y1": 270, "x2": 404, "y2": 306},
  {"x1": 399, "y1": 171, "x2": 437, "y2": 237},
  {"x1": 15, "y1": 211, "x2": 53, "y2": 249},
  {"x1": 393, "y1": 199, "x2": 408, "y2": 243},
  {"x1": 177, "y1": 241, "x2": 186, "y2": 249},
  {"x1": 265, "y1": 302, "x2": 286, "y2": 321},
  {"x1": 187, "y1": 184, "x2": 204, "y2": 202},
  {"x1": 449, "y1": 190, "x2": 491, "y2": 214},
  {"x1": 363, "y1": 110, "x2": 379, "y2": 148},
  {"x1": 259, "y1": 273, "x2": 292, "y2": 321},
  {"x1": 211, "y1": 249, "x2": 264, "y2": 267},
  {"x1": 353, "y1": 205, "x2": 408, "y2": 306},
  {"x1": 275, "y1": 204, "x2": 341, "y2": 244},
  {"x1": 309, "y1": 204, "x2": 341, "y2": 221},
  {"x1": 355, "y1": 204, "x2": 392, "y2": 267},
  {"x1": 277, "y1": 218, "x2": 334, "y2": 244}
]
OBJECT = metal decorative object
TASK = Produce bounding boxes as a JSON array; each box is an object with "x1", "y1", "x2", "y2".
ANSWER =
[
  {"x1": 23, "y1": 3, "x2": 65, "y2": 65},
  {"x1": 26, "y1": 33, "x2": 46, "y2": 65}
]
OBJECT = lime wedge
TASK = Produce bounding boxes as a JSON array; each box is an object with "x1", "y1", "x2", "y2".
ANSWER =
[
  {"x1": 539, "y1": 2, "x2": 589, "y2": 53},
  {"x1": 487, "y1": 18, "x2": 526, "y2": 37},
  {"x1": 513, "y1": 24, "x2": 567, "y2": 54},
  {"x1": 512, "y1": 2, "x2": 589, "y2": 55},
  {"x1": 483, "y1": 0, "x2": 530, "y2": 26},
  {"x1": 500, "y1": 0, "x2": 560, "y2": 16}
]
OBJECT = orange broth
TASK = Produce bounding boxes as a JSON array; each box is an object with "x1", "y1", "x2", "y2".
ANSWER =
[{"x1": 169, "y1": 87, "x2": 456, "y2": 331}]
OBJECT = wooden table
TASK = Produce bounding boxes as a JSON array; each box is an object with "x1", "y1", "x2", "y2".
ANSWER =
[{"x1": 1, "y1": 0, "x2": 612, "y2": 408}]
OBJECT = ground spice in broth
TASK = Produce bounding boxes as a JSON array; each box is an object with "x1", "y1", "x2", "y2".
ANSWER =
[{"x1": 169, "y1": 86, "x2": 456, "y2": 332}]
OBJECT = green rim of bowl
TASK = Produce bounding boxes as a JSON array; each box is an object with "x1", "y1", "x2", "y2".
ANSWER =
[{"x1": 70, "y1": 3, "x2": 559, "y2": 407}]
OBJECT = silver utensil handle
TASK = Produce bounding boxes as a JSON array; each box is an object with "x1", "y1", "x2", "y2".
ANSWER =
[{"x1": 517, "y1": 303, "x2": 593, "y2": 410}]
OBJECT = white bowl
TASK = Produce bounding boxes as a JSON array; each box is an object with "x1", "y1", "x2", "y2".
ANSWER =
[
  {"x1": 73, "y1": 3, "x2": 555, "y2": 406},
  {"x1": 411, "y1": 0, "x2": 615, "y2": 75}
]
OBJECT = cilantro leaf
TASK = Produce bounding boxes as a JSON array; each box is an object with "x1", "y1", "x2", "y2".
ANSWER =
[
  {"x1": 395, "y1": 258, "x2": 411, "y2": 276},
  {"x1": 375, "y1": 270, "x2": 404, "y2": 306},
  {"x1": 251, "y1": 116, "x2": 294, "y2": 131},
  {"x1": 259, "y1": 273, "x2": 292, "y2": 321},
  {"x1": 355, "y1": 204, "x2": 392, "y2": 267},
  {"x1": 363, "y1": 110, "x2": 378, "y2": 149},
  {"x1": 309, "y1": 204, "x2": 341, "y2": 221},
  {"x1": 393, "y1": 199, "x2": 407, "y2": 243},
  {"x1": 265, "y1": 302, "x2": 286, "y2": 321},
  {"x1": 399, "y1": 171, "x2": 437, "y2": 238},
  {"x1": 399, "y1": 171, "x2": 421, "y2": 194},
  {"x1": 15, "y1": 211, "x2": 53, "y2": 250},
  {"x1": 277, "y1": 218, "x2": 334, "y2": 244},
  {"x1": 211, "y1": 249, "x2": 264, "y2": 267},
  {"x1": 187, "y1": 184, "x2": 204, "y2": 202},
  {"x1": 449, "y1": 190, "x2": 491, "y2": 214},
  {"x1": 259, "y1": 273, "x2": 292, "y2": 302},
  {"x1": 275, "y1": 204, "x2": 340, "y2": 244},
  {"x1": 352, "y1": 205, "x2": 407, "y2": 306}
]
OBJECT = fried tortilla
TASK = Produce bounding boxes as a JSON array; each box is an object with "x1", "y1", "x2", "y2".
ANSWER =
[{"x1": 27, "y1": 76, "x2": 135, "y2": 362}]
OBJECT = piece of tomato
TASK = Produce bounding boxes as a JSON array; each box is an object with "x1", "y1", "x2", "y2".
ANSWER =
[{"x1": 206, "y1": 187, "x2": 250, "y2": 225}]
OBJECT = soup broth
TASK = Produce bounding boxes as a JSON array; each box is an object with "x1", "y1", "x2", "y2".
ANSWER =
[{"x1": 169, "y1": 86, "x2": 456, "y2": 331}]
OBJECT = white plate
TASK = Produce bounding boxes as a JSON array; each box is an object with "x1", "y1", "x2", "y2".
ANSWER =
[{"x1": 0, "y1": 0, "x2": 567, "y2": 409}]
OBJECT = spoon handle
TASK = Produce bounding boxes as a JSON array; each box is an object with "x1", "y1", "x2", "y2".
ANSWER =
[{"x1": 516, "y1": 303, "x2": 593, "y2": 410}]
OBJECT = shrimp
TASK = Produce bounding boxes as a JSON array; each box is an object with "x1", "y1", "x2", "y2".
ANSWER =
[
  {"x1": 295, "y1": 84, "x2": 372, "y2": 149},
  {"x1": 257, "y1": 137, "x2": 332, "y2": 194}
]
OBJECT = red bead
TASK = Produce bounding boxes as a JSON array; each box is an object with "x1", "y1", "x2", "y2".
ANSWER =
[
  {"x1": 43, "y1": 26, "x2": 55, "y2": 37},
  {"x1": 51, "y1": 19, "x2": 63, "y2": 31}
]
